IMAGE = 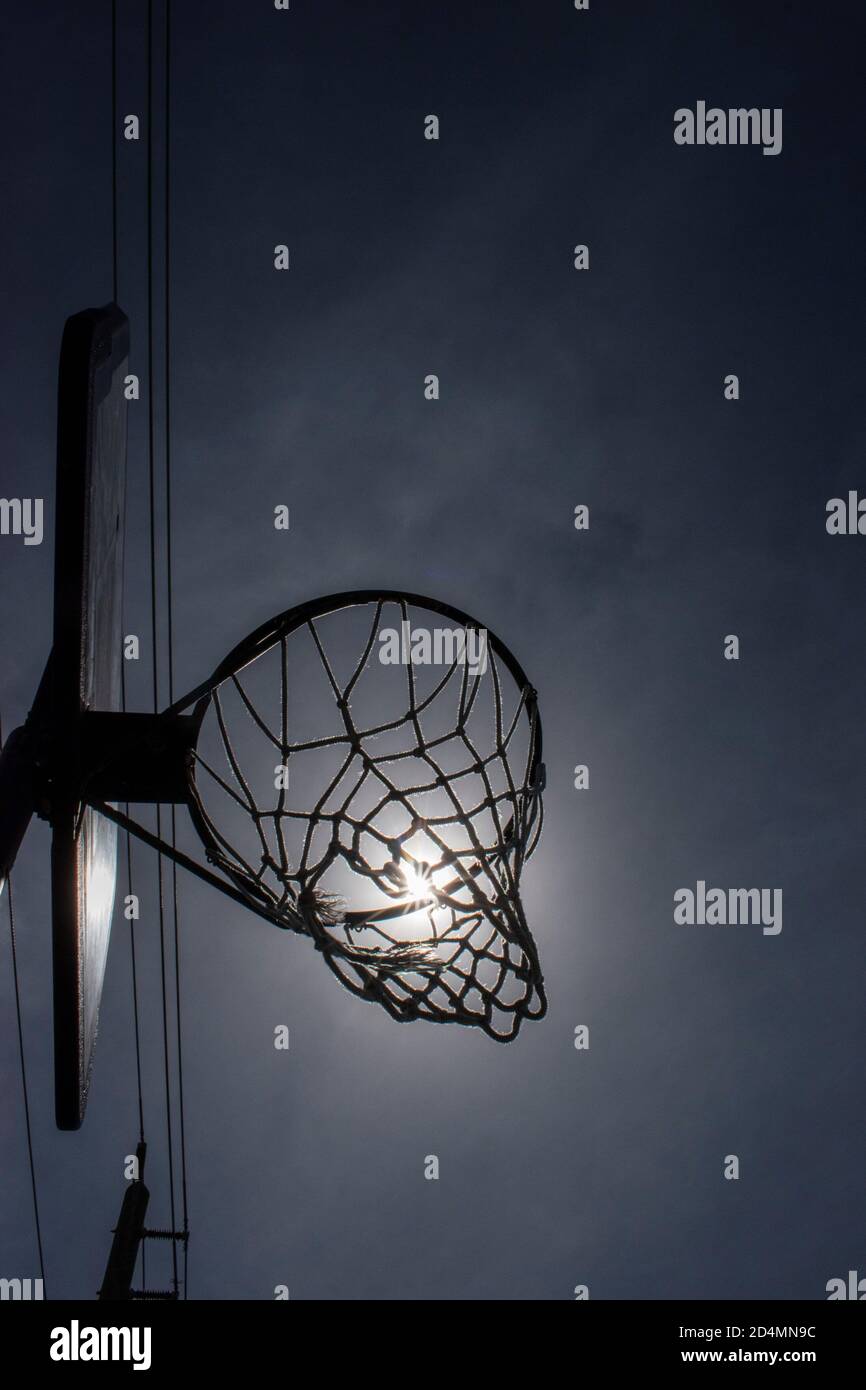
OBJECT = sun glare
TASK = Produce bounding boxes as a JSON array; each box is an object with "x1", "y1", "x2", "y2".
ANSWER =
[{"x1": 399, "y1": 860, "x2": 435, "y2": 906}]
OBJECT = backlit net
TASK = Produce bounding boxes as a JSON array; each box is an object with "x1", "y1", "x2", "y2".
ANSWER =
[{"x1": 188, "y1": 597, "x2": 545, "y2": 1040}]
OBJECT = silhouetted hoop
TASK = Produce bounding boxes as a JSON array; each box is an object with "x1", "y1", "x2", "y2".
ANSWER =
[{"x1": 175, "y1": 591, "x2": 546, "y2": 1041}]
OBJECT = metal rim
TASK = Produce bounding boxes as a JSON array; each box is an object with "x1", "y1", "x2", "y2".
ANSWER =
[{"x1": 169, "y1": 588, "x2": 543, "y2": 769}]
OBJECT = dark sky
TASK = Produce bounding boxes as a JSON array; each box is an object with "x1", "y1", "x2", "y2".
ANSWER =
[{"x1": 1, "y1": 0, "x2": 865, "y2": 1300}]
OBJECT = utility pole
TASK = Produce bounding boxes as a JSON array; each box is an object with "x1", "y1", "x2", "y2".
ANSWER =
[{"x1": 97, "y1": 1141, "x2": 186, "y2": 1300}]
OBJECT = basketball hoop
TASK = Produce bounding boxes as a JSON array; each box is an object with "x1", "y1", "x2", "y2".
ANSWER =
[
  {"x1": 0, "y1": 310, "x2": 549, "y2": 1127},
  {"x1": 175, "y1": 591, "x2": 547, "y2": 1042}
]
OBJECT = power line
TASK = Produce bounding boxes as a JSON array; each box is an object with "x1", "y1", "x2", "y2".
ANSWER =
[
  {"x1": 114, "y1": 6, "x2": 146, "y2": 1304},
  {"x1": 114, "y1": 0, "x2": 145, "y2": 1152},
  {"x1": 163, "y1": 0, "x2": 190, "y2": 1299},
  {"x1": 122, "y1": 665, "x2": 146, "y2": 1144},
  {"x1": 147, "y1": 0, "x2": 179, "y2": 1298},
  {"x1": 111, "y1": 0, "x2": 118, "y2": 302}
]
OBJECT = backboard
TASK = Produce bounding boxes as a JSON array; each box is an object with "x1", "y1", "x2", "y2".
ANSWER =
[{"x1": 52, "y1": 304, "x2": 129, "y2": 1130}]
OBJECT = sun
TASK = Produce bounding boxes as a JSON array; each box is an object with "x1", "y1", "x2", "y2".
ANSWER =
[{"x1": 398, "y1": 859, "x2": 435, "y2": 906}]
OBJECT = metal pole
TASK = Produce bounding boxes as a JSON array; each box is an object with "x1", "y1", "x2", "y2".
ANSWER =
[
  {"x1": 0, "y1": 727, "x2": 38, "y2": 899},
  {"x1": 98, "y1": 1141, "x2": 150, "y2": 1301}
]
